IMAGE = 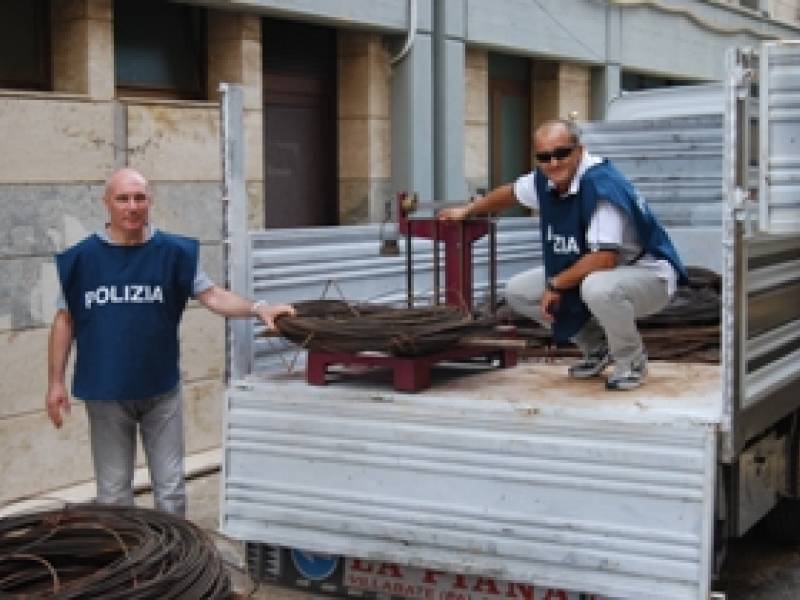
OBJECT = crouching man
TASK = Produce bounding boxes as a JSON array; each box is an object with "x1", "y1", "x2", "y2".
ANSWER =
[{"x1": 440, "y1": 120, "x2": 687, "y2": 390}]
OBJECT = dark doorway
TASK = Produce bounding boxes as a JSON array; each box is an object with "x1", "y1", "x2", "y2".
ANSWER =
[
  {"x1": 489, "y1": 54, "x2": 531, "y2": 217},
  {"x1": 262, "y1": 18, "x2": 337, "y2": 228}
]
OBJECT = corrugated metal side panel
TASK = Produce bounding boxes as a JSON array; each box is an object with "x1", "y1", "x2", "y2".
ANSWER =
[
  {"x1": 606, "y1": 85, "x2": 724, "y2": 121},
  {"x1": 223, "y1": 385, "x2": 715, "y2": 600},
  {"x1": 725, "y1": 43, "x2": 800, "y2": 449},
  {"x1": 581, "y1": 115, "x2": 724, "y2": 228},
  {"x1": 248, "y1": 220, "x2": 541, "y2": 370},
  {"x1": 760, "y1": 42, "x2": 800, "y2": 234},
  {"x1": 743, "y1": 234, "x2": 800, "y2": 411}
]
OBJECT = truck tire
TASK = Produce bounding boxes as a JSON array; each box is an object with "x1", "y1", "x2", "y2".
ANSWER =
[{"x1": 764, "y1": 498, "x2": 800, "y2": 544}]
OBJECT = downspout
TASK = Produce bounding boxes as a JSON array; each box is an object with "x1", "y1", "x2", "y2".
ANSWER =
[
  {"x1": 391, "y1": 0, "x2": 417, "y2": 66},
  {"x1": 433, "y1": 0, "x2": 444, "y2": 201}
]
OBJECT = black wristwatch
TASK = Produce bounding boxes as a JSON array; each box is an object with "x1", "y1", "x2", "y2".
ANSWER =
[{"x1": 546, "y1": 277, "x2": 563, "y2": 293}]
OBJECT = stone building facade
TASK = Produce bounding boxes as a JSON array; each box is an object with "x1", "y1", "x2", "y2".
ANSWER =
[{"x1": 2, "y1": 0, "x2": 800, "y2": 504}]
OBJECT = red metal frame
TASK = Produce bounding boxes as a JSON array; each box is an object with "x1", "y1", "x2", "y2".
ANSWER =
[
  {"x1": 397, "y1": 192, "x2": 489, "y2": 311},
  {"x1": 308, "y1": 347, "x2": 517, "y2": 392},
  {"x1": 306, "y1": 192, "x2": 517, "y2": 392}
]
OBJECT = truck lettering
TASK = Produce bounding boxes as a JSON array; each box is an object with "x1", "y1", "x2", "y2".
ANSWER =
[
  {"x1": 346, "y1": 574, "x2": 370, "y2": 587},
  {"x1": 472, "y1": 577, "x2": 501, "y2": 595},
  {"x1": 507, "y1": 582, "x2": 534, "y2": 600},
  {"x1": 377, "y1": 562, "x2": 404, "y2": 578},
  {"x1": 423, "y1": 569, "x2": 446, "y2": 584},
  {"x1": 350, "y1": 559, "x2": 373, "y2": 573}
]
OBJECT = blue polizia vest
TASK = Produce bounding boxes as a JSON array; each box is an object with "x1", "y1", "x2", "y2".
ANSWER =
[
  {"x1": 536, "y1": 160, "x2": 688, "y2": 342},
  {"x1": 56, "y1": 231, "x2": 198, "y2": 401}
]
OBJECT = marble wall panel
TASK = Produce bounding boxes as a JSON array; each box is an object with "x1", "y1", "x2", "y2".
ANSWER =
[
  {"x1": 0, "y1": 99, "x2": 115, "y2": 183},
  {"x1": 0, "y1": 378, "x2": 224, "y2": 505},
  {"x1": 0, "y1": 184, "x2": 104, "y2": 258},
  {"x1": 0, "y1": 257, "x2": 61, "y2": 331},
  {"x1": 180, "y1": 307, "x2": 225, "y2": 384},
  {"x1": 0, "y1": 326, "x2": 55, "y2": 419},
  {"x1": 126, "y1": 105, "x2": 221, "y2": 182},
  {"x1": 148, "y1": 182, "x2": 223, "y2": 243},
  {"x1": 339, "y1": 178, "x2": 392, "y2": 224},
  {"x1": 0, "y1": 307, "x2": 223, "y2": 421}
]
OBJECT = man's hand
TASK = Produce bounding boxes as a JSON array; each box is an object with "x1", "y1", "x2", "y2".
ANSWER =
[
  {"x1": 46, "y1": 382, "x2": 71, "y2": 428},
  {"x1": 540, "y1": 289, "x2": 561, "y2": 321},
  {"x1": 255, "y1": 303, "x2": 296, "y2": 330},
  {"x1": 437, "y1": 205, "x2": 472, "y2": 221}
]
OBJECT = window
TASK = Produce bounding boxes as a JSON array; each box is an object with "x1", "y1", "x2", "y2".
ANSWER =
[
  {"x1": 740, "y1": 0, "x2": 768, "y2": 13},
  {"x1": 114, "y1": 0, "x2": 206, "y2": 99},
  {"x1": 0, "y1": 0, "x2": 50, "y2": 90},
  {"x1": 621, "y1": 71, "x2": 704, "y2": 92}
]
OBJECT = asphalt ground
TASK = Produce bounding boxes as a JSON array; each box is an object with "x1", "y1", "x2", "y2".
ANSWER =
[{"x1": 146, "y1": 471, "x2": 800, "y2": 600}]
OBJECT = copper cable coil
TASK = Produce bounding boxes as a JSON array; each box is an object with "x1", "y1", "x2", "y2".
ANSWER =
[
  {"x1": 274, "y1": 300, "x2": 498, "y2": 356},
  {"x1": 0, "y1": 504, "x2": 231, "y2": 599}
]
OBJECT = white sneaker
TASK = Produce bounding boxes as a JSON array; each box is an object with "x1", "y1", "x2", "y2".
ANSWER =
[
  {"x1": 568, "y1": 347, "x2": 611, "y2": 379},
  {"x1": 606, "y1": 353, "x2": 648, "y2": 391}
]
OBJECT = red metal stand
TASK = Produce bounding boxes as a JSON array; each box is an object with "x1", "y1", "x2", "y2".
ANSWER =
[
  {"x1": 305, "y1": 192, "x2": 518, "y2": 392},
  {"x1": 307, "y1": 347, "x2": 517, "y2": 392},
  {"x1": 397, "y1": 193, "x2": 489, "y2": 311}
]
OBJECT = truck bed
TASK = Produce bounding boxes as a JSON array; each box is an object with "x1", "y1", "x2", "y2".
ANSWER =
[
  {"x1": 242, "y1": 360, "x2": 723, "y2": 425},
  {"x1": 222, "y1": 360, "x2": 724, "y2": 600}
]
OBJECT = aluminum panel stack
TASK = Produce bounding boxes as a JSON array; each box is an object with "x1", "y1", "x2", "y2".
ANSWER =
[
  {"x1": 223, "y1": 366, "x2": 720, "y2": 600},
  {"x1": 760, "y1": 42, "x2": 800, "y2": 234},
  {"x1": 581, "y1": 115, "x2": 724, "y2": 228}
]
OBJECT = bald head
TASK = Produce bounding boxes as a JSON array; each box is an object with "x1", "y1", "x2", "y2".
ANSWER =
[
  {"x1": 534, "y1": 119, "x2": 581, "y2": 147},
  {"x1": 103, "y1": 168, "x2": 152, "y2": 244},
  {"x1": 104, "y1": 168, "x2": 150, "y2": 201}
]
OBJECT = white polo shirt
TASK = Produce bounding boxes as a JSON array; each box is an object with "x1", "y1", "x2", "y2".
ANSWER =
[{"x1": 513, "y1": 151, "x2": 678, "y2": 296}]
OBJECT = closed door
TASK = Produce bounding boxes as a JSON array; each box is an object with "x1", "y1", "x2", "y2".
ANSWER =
[
  {"x1": 263, "y1": 19, "x2": 336, "y2": 228},
  {"x1": 489, "y1": 54, "x2": 531, "y2": 218}
]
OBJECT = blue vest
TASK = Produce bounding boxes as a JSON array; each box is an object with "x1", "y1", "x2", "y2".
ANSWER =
[
  {"x1": 56, "y1": 231, "x2": 198, "y2": 401},
  {"x1": 536, "y1": 160, "x2": 688, "y2": 342}
]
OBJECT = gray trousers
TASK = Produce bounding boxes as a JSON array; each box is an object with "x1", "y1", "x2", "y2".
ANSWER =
[
  {"x1": 505, "y1": 265, "x2": 670, "y2": 365},
  {"x1": 84, "y1": 386, "x2": 186, "y2": 516}
]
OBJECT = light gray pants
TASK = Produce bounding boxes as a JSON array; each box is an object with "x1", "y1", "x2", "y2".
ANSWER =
[
  {"x1": 84, "y1": 386, "x2": 186, "y2": 516},
  {"x1": 505, "y1": 265, "x2": 670, "y2": 365}
]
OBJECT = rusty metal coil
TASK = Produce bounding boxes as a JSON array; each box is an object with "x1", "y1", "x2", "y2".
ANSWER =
[
  {"x1": 274, "y1": 299, "x2": 497, "y2": 356},
  {"x1": 0, "y1": 504, "x2": 231, "y2": 599}
]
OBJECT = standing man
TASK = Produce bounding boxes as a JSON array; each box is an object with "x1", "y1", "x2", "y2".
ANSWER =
[
  {"x1": 440, "y1": 120, "x2": 687, "y2": 390},
  {"x1": 46, "y1": 168, "x2": 295, "y2": 515}
]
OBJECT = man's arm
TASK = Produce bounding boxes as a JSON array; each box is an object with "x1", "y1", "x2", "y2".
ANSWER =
[
  {"x1": 438, "y1": 184, "x2": 519, "y2": 220},
  {"x1": 540, "y1": 198, "x2": 628, "y2": 320},
  {"x1": 46, "y1": 309, "x2": 73, "y2": 428},
  {"x1": 549, "y1": 250, "x2": 618, "y2": 291},
  {"x1": 196, "y1": 285, "x2": 296, "y2": 329}
]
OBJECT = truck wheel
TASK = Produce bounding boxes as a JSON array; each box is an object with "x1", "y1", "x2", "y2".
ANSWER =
[{"x1": 763, "y1": 498, "x2": 800, "y2": 544}]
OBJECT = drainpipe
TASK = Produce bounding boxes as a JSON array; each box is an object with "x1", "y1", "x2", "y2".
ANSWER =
[
  {"x1": 433, "y1": 0, "x2": 444, "y2": 202},
  {"x1": 390, "y1": 0, "x2": 417, "y2": 66}
]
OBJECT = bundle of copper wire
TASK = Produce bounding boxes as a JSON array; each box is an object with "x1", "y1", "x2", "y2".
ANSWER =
[
  {"x1": 274, "y1": 299, "x2": 496, "y2": 356},
  {"x1": 0, "y1": 504, "x2": 231, "y2": 599}
]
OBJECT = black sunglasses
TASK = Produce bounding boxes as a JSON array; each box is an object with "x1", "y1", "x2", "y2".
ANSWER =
[{"x1": 535, "y1": 145, "x2": 576, "y2": 163}]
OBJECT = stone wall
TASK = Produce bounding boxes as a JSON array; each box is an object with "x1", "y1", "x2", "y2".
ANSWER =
[
  {"x1": 337, "y1": 32, "x2": 392, "y2": 224},
  {"x1": 0, "y1": 0, "x2": 259, "y2": 504},
  {"x1": 464, "y1": 48, "x2": 489, "y2": 197}
]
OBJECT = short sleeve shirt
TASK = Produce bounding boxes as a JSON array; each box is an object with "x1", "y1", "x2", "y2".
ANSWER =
[{"x1": 513, "y1": 152, "x2": 678, "y2": 296}]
